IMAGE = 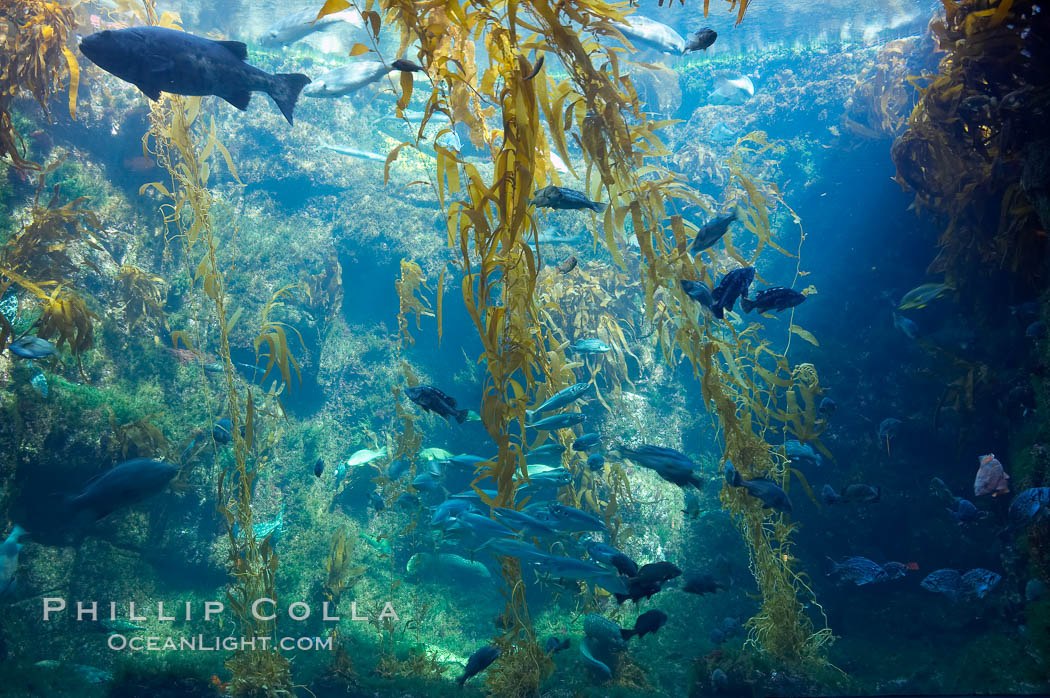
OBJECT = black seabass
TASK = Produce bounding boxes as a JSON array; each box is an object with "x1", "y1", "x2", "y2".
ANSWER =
[{"x1": 79, "y1": 26, "x2": 310, "y2": 124}]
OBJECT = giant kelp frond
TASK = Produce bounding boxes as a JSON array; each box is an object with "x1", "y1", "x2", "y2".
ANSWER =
[
  {"x1": 891, "y1": 0, "x2": 1049, "y2": 300},
  {"x1": 116, "y1": 264, "x2": 167, "y2": 330},
  {"x1": 394, "y1": 259, "x2": 434, "y2": 345},
  {"x1": 37, "y1": 284, "x2": 97, "y2": 357},
  {"x1": 0, "y1": 0, "x2": 79, "y2": 170},
  {"x1": 0, "y1": 160, "x2": 106, "y2": 354},
  {"x1": 253, "y1": 285, "x2": 304, "y2": 391},
  {"x1": 1, "y1": 158, "x2": 105, "y2": 281},
  {"x1": 843, "y1": 38, "x2": 927, "y2": 139},
  {"x1": 108, "y1": 411, "x2": 171, "y2": 461},
  {"x1": 537, "y1": 262, "x2": 641, "y2": 400},
  {"x1": 323, "y1": 526, "x2": 367, "y2": 604}
]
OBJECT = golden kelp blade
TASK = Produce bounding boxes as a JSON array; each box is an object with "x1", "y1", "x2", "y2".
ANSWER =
[{"x1": 314, "y1": 0, "x2": 351, "y2": 23}]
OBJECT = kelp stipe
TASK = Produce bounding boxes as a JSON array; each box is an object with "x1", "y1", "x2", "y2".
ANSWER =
[{"x1": 137, "y1": 2, "x2": 295, "y2": 693}]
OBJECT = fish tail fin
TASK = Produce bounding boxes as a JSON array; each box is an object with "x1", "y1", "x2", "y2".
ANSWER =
[
  {"x1": 455, "y1": 409, "x2": 469, "y2": 424},
  {"x1": 872, "y1": 486, "x2": 882, "y2": 503},
  {"x1": 456, "y1": 673, "x2": 467, "y2": 687},
  {"x1": 8, "y1": 524, "x2": 26, "y2": 541},
  {"x1": 620, "y1": 628, "x2": 635, "y2": 641},
  {"x1": 591, "y1": 201, "x2": 607, "y2": 213},
  {"x1": 740, "y1": 296, "x2": 754, "y2": 313},
  {"x1": 614, "y1": 592, "x2": 628, "y2": 604},
  {"x1": 269, "y1": 73, "x2": 311, "y2": 125},
  {"x1": 712, "y1": 304, "x2": 725, "y2": 320},
  {"x1": 825, "y1": 557, "x2": 838, "y2": 575},
  {"x1": 525, "y1": 409, "x2": 536, "y2": 424},
  {"x1": 724, "y1": 461, "x2": 741, "y2": 487},
  {"x1": 392, "y1": 58, "x2": 424, "y2": 72}
]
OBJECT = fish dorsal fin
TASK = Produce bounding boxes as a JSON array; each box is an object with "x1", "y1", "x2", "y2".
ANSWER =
[{"x1": 215, "y1": 40, "x2": 248, "y2": 61}]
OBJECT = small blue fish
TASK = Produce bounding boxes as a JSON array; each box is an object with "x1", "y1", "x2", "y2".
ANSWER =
[
  {"x1": 947, "y1": 498, "x2": 982, "y2": 524},
  {"x1": 826, "y1": 556, "x2": 889, "y2": 585},
  {"x1": 387, "y1": 458, "x2": 410, "y2": 480},
  {"x1": 526, "y1": 383, "x2": 591, "y2": 422},
  {"x1": 584, "y1": 539, "x2": 623, "y2": 565},
  {"x1": 818, "y1": 397, "x2": 836, "y2": 419},
  {"x1": 711, "y1": 267, "x2": 755, "y2": 319},
  {"x1": 457, "y1": 645, "x2": 501, "y2": 686},
  {"x1": 740, "y1": 286, "x2": 806, "y2": 314},
  {"x1": 528, "y1": 443, "x2": 567, "y2": 460},
  {"x1": 412, "y1": 470, "x2": 443, "y2": 491},
  {"x1": 528, "y1": 412, "x2": 586, "y2": 431},
  {"x1": 785, "y1": 440, "x2": 821, "y2": 467},
  {"x1": 680, "y1": 280, "x2": 716, "y2": 311},
  {"x1": 8, "y1": 336, "x2": 57, "y2": 359},
  {"x1": 572, "y1": 433, "x2": 601, "y2": 451},
  {"x1": 539, "y1": 503, "x2": 606, "y2": 532},
  {"x1": 961, "y1": 568, "x2": 1001, "y2": 599},
  {"x1": 724, "y1": 461, "x2": 791, "y2": 512},
  {"x1": 369, "y1": 491, "x2": 385, "y2": 511},
  {"x1": 587, "y1": 453, "x2": 605, "y2": 472},
  {"x1": 213, "y1": 418, "x2": 243, "y2": 445},
  {"x1": 689, "y1": 212, "x2": 736, "y2": 255},
  {"x1": 921, "y1": 569, "x2": 962, "y2": 599},
  {"x1": 431, "y1": 497, "x2": 473, "y2": 527},
  {"x1": 1009, "y1": 487, "x2": 1050, "y2": 527},
  {"x1": 572, "y1": 338, "x2": 611, "y2": 354},
  {"x1": 313, "y1": 458, "x2": 324, "y2": 478}
]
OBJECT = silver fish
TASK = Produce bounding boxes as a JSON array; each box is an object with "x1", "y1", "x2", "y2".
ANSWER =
[{"x1": 259, "y1": 8, "x2": 364, "y2": 48}]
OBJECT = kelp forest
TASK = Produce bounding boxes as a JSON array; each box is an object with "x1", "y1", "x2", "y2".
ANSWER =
[{"x1": 0, "y1": 0, "x2": 1048, "y2": 696}]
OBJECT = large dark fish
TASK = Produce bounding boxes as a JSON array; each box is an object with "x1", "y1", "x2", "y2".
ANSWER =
[
  {"x1": 620, "y1": 609, "x2": 668, "y2": 641},
  {"x1": 406, "y1": 385, "x2": 469, "y2": 423},
  {"x1": 689, "y1": 211, "x2": 737, "y2": 255},
  {"x1": 557, "y1": 255, "x2": 578, "y2": 274},
  {"x1": 66, "y1": 458, "x2": 180, "y2": 522},
  {"x1": 79, "y1": 27, "x2": 310, "y2": 124},
  {"x1": 680, "y1": 280, "x2": 716, "y2": 311},
  {"x1": 684, "y1": 28, "x2": 718, "y2": 52},
  {"x1": 531, "y1": 185, "x2": 605, "y2": 212},
  {"x1": 621, "y1": 445, "x2": 704, "y2": 489},
  {"x1": 711, "y1": 267, "x2": 755, "y2": 319},
  {"x1": 683, "y1": 572, "x2": 726, "y2": 596},
  {"x1": 724, "y1": 461, "x2": 791, "y2": 512},
  {"x1": 740, "y1": 287, "x2": 807, "y2": 314},
  {"x1": 457, "y1": 644, "x2": 501, "y2": 686}
]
